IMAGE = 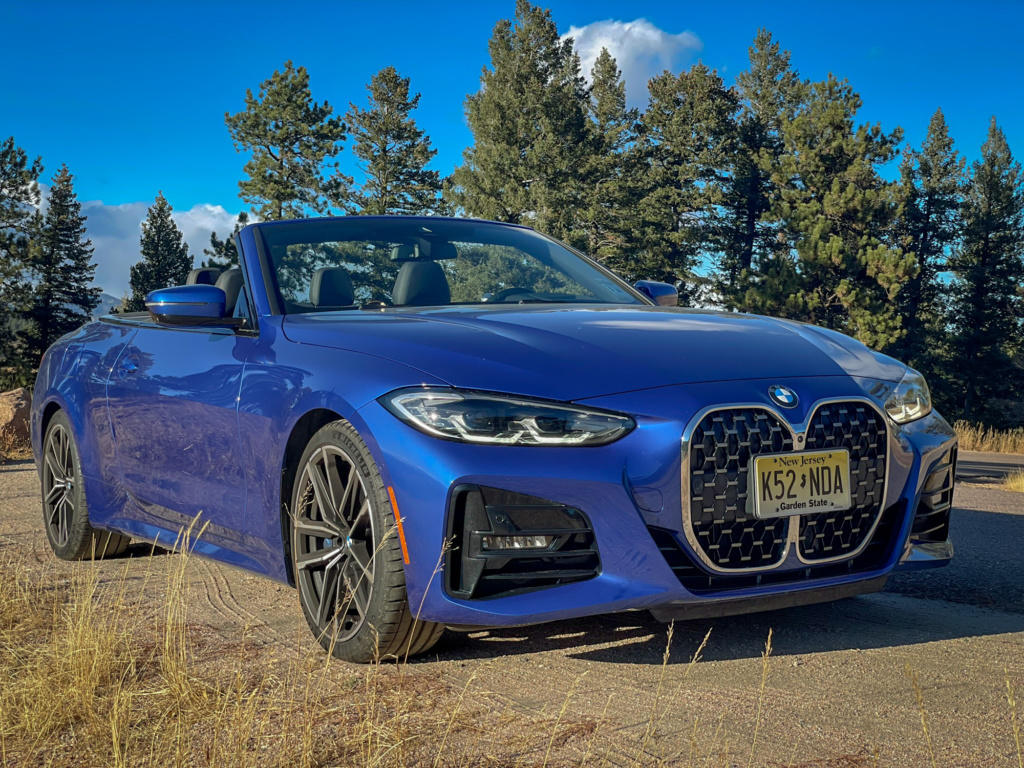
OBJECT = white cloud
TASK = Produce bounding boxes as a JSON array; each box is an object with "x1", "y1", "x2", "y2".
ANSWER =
[
  {"x1": 79, "y1": 200, "x2": 239, "y2": 298},
  {"x1": 563, "y1": 19, "x2": 703, "y2": 108}
]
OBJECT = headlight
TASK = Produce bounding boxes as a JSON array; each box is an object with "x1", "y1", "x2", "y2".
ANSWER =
[
  {"x1": 379, "y1": 388, "x2": 636, "y2": 446},
  {"x1": 884, "y1": 368, "x2": 932, "y2": 424}
]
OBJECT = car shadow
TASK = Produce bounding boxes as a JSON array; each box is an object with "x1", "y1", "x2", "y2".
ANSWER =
[{"x1": 425, "y1": 503, "x2": 1024, "y2": 665}]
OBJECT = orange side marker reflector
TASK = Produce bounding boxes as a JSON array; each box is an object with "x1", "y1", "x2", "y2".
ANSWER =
[{"x1": 388, "y1": 486, "x2": 411, "y2": 565}]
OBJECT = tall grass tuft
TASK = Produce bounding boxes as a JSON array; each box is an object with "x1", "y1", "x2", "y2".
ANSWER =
[
  {"x1": 954, "y1": 421, "x2": 1024, "y2": 454},
  {"x1": 1004, "y1": 470, "x2": 1024, "y2": 493}
]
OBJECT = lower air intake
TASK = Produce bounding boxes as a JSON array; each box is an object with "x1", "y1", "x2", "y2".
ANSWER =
[{"x1": 445, "y1": 485, "x2": 600, "y2": 600}]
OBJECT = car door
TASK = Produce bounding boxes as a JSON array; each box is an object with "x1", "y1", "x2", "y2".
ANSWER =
[{"x1": 106, "y1": 322, "x2": 255, "y2": 543}]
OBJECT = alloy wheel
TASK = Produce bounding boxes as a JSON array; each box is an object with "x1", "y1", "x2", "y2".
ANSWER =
[
  {"x1": 42, "y1": 423, "x2": 76, "y2": 547},
  {"x1": 294, "y1": 445, "x2": 376, "y2": 644}
]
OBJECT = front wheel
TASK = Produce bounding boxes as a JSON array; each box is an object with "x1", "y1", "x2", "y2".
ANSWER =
[
  {"x1": 41, "y1": 410, "x2": 130, "y2": 560},
  {"x1": 290, "y1": 420, "x2": 443, "y2": 662}
]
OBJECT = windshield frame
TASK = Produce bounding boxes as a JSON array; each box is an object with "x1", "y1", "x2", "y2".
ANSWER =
[{"x1": 251, "y1": 216, "x2": 653, "y2": 315}]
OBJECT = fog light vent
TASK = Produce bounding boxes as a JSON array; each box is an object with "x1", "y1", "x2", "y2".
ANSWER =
[
  {"x1": 911, "y1": 447, "x2": 956, "y2": 543},
  {"x1": 446, "y1": 485, "x2": 600, "y2": 600}
]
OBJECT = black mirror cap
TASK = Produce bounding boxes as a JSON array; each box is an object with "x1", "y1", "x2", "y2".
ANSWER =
[{"x1": 634, "y1": 280, "x2": 678, "y2": 307}]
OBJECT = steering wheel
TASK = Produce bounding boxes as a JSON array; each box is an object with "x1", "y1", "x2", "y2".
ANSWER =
[{"x1": 489, "y1": 286, "x2": 544, "y2": 303}]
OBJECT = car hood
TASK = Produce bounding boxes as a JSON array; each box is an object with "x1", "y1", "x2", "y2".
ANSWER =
[{"x1": 281, "y1": 305, "x2": 907, "y2": 401}]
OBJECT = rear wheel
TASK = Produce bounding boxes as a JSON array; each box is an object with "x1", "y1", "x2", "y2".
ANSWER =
[
  {"x1": 41, "y1": 410, "x2": 130, "y2": 560},
  {"x1": 290, "y1": 420, "x2": 443, "y2": 662}
]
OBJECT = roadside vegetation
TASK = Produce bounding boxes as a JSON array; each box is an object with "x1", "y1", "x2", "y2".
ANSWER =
[
  {"x1": 955, "y1": 421, "x2": 1024, "y2": 454},
  {"x1": 1, "y1": 539, "x2": 1022, "y2": 768},
  {"x1": 1004, "y1": 470, "x2": 1024, "y2": 493},
  {"x1": 0, "y1": 431, "x2": 30, "y2": 465}
]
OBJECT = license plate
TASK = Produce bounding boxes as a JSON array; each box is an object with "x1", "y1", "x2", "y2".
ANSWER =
[{"x1": 750, "y1": 449, "x2": 852, "y2": 519}]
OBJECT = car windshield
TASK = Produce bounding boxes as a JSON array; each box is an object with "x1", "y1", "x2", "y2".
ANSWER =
[{"x1": 256, "y1": 218, "x2": 645, "y2": 313}]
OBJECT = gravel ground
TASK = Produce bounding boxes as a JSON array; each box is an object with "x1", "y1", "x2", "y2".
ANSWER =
[{"x1": 1, "y1": 459, "x2": 1022, "y2": 767}]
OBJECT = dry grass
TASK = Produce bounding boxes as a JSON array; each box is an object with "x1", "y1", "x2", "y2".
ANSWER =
[
  {"x1": 954, "y1": 421, "x2": 1024, "y2": 454},
  {"x1": 0, "y1": 432, "x2": 31, "y2": 465},
  {"x1": 1004, "y1": 470, "x2": 1024, "y2": 493},
  {"x1": 0, "y1": 534, "x2": 459, "y2": 768},
  {"x1": 2, "y1": 534, "x2": 1022, "y2": 768}
]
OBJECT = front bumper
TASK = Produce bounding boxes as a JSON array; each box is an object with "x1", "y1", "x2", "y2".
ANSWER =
[{"x1": 357, "y1": 376, "x2": 956, "y2": 627}]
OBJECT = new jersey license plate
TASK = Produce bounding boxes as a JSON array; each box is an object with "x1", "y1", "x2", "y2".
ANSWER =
[{"x1": 750, "y1": 449, "x2": 852, "y2": 519}]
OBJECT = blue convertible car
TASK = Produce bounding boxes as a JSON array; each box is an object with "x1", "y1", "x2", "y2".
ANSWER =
[{"x1": 32, "y1": 216, "x2": 957, "y2": 662}]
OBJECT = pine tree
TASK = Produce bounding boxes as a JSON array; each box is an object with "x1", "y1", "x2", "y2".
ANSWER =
[
  {"x1": 578, "y1": 49, "x2": 642, "y2": 277},
  {"x1": 946, "y1": 118, "x2": 1024, "y2": 423},
  {"x1": 0, "y1": 137, "x2": 43, "y2": 387},
  {"x1": 891, "y1": 109, "x2": 964, "y2": 372},
  {"x1": 449, "y1": 0, "x2": 590, "y2": 244},
  {"x1": 25, "y1": 164, "x2": 101, "y2": 361},
  {"x1": 633, "y1": 63, "x2": 737, "y2": 302},
  {"x1": 717, "y1": 30, "x2": 806, "y2": 312},
  {"x1": 225, "y1": 61, "x2": 349, "y2": 220},
  {"x1": 347, "y1": 67, "x2": 442, "y2": 215},
  {"x1": 124, "y1": 193, "x2": 193, "y2": 312},
  {"x1": 767, "y1": 75, "x2": 915, "y2": 348},
  {"x1": 202, "y1": 212, "x2": 249, "y2": 270}
]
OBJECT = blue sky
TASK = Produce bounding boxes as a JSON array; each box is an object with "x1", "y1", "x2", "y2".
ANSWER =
[{"x1": 3, "y1": 0, "x2": 1022, "y2": 295}]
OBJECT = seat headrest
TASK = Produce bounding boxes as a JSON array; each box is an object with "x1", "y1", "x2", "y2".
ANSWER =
[
  {"x1": 392, "y1": 261, "x2": 451, "y2": 307},
  {"x1": 310, "y1": 267, "x2": 355, "y2": 308},
  {"x1": 215, "y1": 268, "x2": 243, "y2": 315},
  {"x1": 186, "y1": 267, "x2": 222, "y2": 286},
  {"x1": 426, "y1": 241, "x2": 458, "y2": 261}
]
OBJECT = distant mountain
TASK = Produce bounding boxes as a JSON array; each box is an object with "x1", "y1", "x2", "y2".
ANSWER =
[{"x1": 92, "y1": 293, "x2": 121, "y2": 317}]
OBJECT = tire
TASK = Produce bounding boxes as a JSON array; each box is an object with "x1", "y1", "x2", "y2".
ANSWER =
[
  {"x1": 41, "y1": 410, "x2": 131, "y2": 560},
  {"x1": 290, "y1": 419, "x2": 444, "y2": 663}
]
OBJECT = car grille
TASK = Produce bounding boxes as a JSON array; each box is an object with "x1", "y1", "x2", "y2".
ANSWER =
[
  {"x1": 686, "y1": 401, "x2": 888, "y2": 571},
  {"x1": 798, "y1": 402, "x2": 888, "y2": 560},
  {"x1": 650, "y1": 500, "x2": 904, "y2": 593},
  {"x1": 688, "y1": 408, "x2": 794, "y2": 569}
]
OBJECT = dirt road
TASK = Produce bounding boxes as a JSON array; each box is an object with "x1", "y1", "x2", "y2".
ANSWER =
[{"x1": 2, "y1": 458, "x2": 1022, "y2": 767}]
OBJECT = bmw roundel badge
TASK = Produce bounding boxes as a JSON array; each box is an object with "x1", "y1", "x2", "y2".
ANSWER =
[{"x1": 768, "y1": 384, "x2": 799, "y2": 408}]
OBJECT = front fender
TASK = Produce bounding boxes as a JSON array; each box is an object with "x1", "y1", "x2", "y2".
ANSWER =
[{"x1": 236, "y1": 318, "x2": 447, "y2": 582}]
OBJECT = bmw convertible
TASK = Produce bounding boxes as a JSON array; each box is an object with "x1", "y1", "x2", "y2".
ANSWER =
[{"x1": 32, "y1": 216, "x2": 957, "y2": 662}]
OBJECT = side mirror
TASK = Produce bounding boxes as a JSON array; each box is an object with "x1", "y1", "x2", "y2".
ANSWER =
[
  {"x1": 146, "y1": 285, "x2": 229, "y2": 326},
  {"x1": 634, "y1": 280, "x2": 678, "y2": 307}
]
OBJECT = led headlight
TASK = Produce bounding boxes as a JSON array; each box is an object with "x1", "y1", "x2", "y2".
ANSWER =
[
  {"x1": 884, "y1": 368, "x2": 932, "y2": 424},
  {"x1": 379, "y1": 388, "x2": 635, "y2": 446}
]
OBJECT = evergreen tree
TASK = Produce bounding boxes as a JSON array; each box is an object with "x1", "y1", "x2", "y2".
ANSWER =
[
  {"x1": 578, "y1": 49, "x2": 642, "y2": 278},
  {"x1": 225, "y1": 61, "x2": 349, "y2": 220},
  {"x1": 946, "y1": 118, "x2": 1024, "y2": 423},
  {"x1": 124, "y1": 193, "x2": 193, "y2": 312},
  {"x1": 767, "y1": 75, "x2": 915, "y2": 348},
  {"x1": 347, "y1": 66, "x2": 442, "y2": 215},
  {"x1": 892, "y1": 109, "x2": 964, "y2": 372},
  {"x1": 25, "y1": 164, "x2": 101, "y2": 361},
  {"x1": 717, "y1": 30, "x2": 806, "y2": 311},
  {"x1": 633, "y1": 63, "x2": 737, "y2": 302},
  {"x1": 0, "y1": 137, "x2": 43, "y2": 387},
  {"x1": 202, "y1": 211, "x2": 250, "y2": 270},
  {"x1": 449, "y1": 0, "x2": 590, "y2": 244}
]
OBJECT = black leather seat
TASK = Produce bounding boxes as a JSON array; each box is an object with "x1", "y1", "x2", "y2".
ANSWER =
[
  {"x1": 392, "y1": 261, "x2": 451, "y2": 307},
  {"x1": 215, "y1": 269, "x2": 243, "y2": 315},
  {"x1": 310, "y1": 267, "x2": 355, "y2": 308},
  {"x1": 186, "y1": 267, "x2": 222, "y2": 286}
]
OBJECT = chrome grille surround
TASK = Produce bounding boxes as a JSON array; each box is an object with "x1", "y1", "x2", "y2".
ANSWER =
[{"x1": 681, "y1": 398, "x2": 890, "y2": 574}]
